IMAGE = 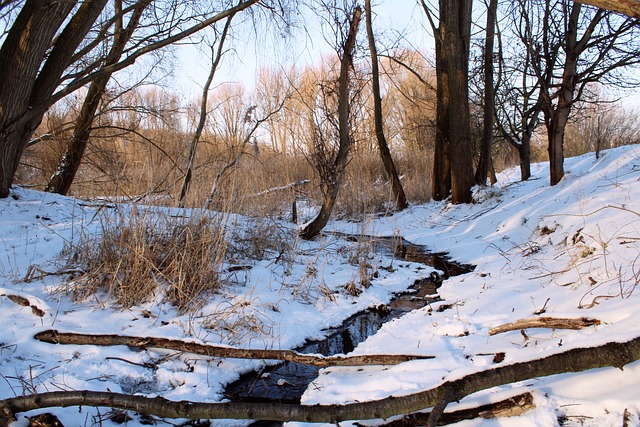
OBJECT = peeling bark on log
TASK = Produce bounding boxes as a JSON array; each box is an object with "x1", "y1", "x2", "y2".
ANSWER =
[
  {"x1": 4, "y1": 336, "x2": 639, "y2": 425},
  {"x1": 488, "y1": 317, "x2": 600, "y2": 335},
  {"x1": 370, "y1": 392, "x2": 535, "y2": 426},
  {"x1": 34, "y1": 330, "x2": 432, "y2": 367}
]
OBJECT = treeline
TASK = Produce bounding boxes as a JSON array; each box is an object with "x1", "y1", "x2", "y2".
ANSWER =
[{"x1": 2, "y1": 0, "x2": 640, "y2": 224}]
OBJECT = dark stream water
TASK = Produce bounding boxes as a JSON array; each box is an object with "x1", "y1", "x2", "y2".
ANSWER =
[{"x1": 224, "y1": 236, "x2": 474, "y2": 411}]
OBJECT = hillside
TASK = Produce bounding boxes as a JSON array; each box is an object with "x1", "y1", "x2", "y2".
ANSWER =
[{"x1": 2, "y1": 145, "x2": 640, "y2": 427}]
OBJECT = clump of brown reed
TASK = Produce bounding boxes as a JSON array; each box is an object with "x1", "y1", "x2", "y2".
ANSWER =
[{"x1": 59, "y1": 207, "x2": 226, "y2": 313}]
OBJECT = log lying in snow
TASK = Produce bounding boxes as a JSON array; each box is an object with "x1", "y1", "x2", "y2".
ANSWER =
[
  {"x1": 34, "y1": 329, "x2": 433, "y2": 367},
  {"x1": 374, "y1": 392, "x2": 535, "y2": 426},
  {"x1": 488, "y1": 317, "x2": 600, "y2": 336},
  {"x1": 4, "y1": 335, "x2": 638, "y2": 425}
]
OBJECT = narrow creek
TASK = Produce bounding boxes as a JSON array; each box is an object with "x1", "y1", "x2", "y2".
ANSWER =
[{"x1": 224, "y1": 236, "x2": 474, "y2": 413}]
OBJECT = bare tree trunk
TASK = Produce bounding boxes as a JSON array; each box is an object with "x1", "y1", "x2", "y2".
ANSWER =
[
  {"x1": 422, "y1": 1, "x2": 452, "y2": 201},
  {"x1": 300, "y1": 6, "x2": 362, "y2": 240},
  {"x1": 0, "y1": 0, "x2": 109, "y2": 198},
  {"x1": 475, "y1": 0, "x2": 497, "y2": 186},
  {"x1": 442, "y1": 0, "x2": 475, "y2": 203},
  {"x1": 45, "y1": 0, "x2": 151, "y2": 195},
  {"x1": 364, "y1": 0, "x2": 408, "y2": 211},
  {"x1": 178, "y1": 15, "x2": 234, "y2": 206}
]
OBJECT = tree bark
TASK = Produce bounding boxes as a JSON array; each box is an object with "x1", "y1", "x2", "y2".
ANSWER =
[
  {"x1": 3, "y1": 336, "x2": 640, "y2": 424},
  {"x1": 424, "y1": 1, "x2": 452, "y2": 201},
  {"x1": 300, "y1": 7, "x2": 362, "y2": 240},
  {"x1": 45, "y1": 0, "x2": 151, "y2": 195},
  {"x1": 475, "y1": 0, "x2": 498, "y2": 186},
  {"x1": 442, "y1": 0, "x2": 475, "y2": 204},
  {"x1": 364, "y1": 0, "x2": 408, "y2": 211}
]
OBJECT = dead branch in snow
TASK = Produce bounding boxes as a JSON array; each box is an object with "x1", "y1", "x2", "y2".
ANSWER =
[
  {"x1": 34, "y1": 330, "x2": 433, "y2": 367},
  {"x1": 488, "y1": 317, "x2": 600, "y2": 335},
  {"x1": 4, "y1": 335, "x2": 638, "y2": 425}
]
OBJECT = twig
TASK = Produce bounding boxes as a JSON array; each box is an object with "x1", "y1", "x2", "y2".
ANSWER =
[{"x1": 244, "y1": 180, "x2": 311, "y2": 199}]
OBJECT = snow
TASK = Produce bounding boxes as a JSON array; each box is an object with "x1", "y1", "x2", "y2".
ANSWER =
[{"x1": 2, "y1": 145, "x2": 640, "y2": 427}]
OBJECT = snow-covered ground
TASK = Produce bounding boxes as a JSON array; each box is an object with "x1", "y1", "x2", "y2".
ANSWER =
[{"x1": 2, "y1": 145, "x2": 640, "y2": 427}]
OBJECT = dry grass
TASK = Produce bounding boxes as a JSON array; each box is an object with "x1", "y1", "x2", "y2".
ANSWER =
[{"x1": 59, "y1": 207, "x2": 226, "y2": 313}]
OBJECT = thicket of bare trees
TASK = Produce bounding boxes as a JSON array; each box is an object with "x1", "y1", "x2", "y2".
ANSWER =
[{"x1": 3, "y1": 0, "x2": 640, "y2": 214}]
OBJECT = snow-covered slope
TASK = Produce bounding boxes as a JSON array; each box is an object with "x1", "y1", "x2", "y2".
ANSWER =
[{"x1": 2, "y1": 145, "x2": 640, "y2": 427}]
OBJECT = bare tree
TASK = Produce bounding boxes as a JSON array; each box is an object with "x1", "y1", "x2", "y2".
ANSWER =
[
  {"x1": 527, "y1": 0, "x2": 640, "y2": 185},
  {"x1": 422, "y1": 0, "x2": 475, "y2": 203},
  {"x1": 364, "y1": 0, "x2": 407, "y2": 211},
  {"x1": 178, "y1": 15, "x2": 235, "y2": 207},
  {"x1": 44, "y1": 0, "x2": 152, "y2": 195},
  {"x1": 0, "y1": 0, "x2": 261, "y2": 199},
  {"x1": 299, "y1": 4, "x2": 362, "y2": 240}
]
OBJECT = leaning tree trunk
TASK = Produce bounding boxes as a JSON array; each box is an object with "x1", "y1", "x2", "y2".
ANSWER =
[
  {"x1": 178, "y1": 14, "x2": 234, "y2": 207},
  {"x1": 0, "y1": 0, "x2": 108, "y2": 198},
  {"x1": 0, "y1": 1, "x2": 76, "y2": 198},
  {"x1": 442, "y1": 0, "x2": 475, "y2": 204},
  {"x1": 299, "y1": 7, "x2": 362, "y2": 240},
  {"x1": 364, "y1": 0, "x2": 408, "y2": 211},
  {"x1": 46, "y1": 0, "x2": 150, "y2": 195},
  {"x1": 475, "y1": 0, "x2": 497, "y2": 186}
]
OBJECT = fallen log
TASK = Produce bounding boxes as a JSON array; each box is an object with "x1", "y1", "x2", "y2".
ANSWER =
[
  {"x1": 369, "y1": 392, "x2": 534, "y2": 426},
  {"x1": 3, "y1": 335, "x2": 638, "y2": 425},
  {"x1": 34, "y1": 329, "x2": 433, "y2": 367},
  {"x1": 488, "y1": 317, "x2": 600, "y2": 336}
]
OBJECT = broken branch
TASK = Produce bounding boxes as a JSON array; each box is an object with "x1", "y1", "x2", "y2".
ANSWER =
[{"x1": 488, "y1": 317, "x2": 600, "y2": 335}]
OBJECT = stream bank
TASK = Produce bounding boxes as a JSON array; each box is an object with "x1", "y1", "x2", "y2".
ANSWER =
[{"x1": 224, "y1": 237, "x2": 473, "y2": 406}]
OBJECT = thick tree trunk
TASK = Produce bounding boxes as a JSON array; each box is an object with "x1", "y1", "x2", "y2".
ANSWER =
[
  {"x1": 300, "y1": 7, "x2": 362, "y2": 240},
  {"x1": 46, "y1": 0, "x2": 150, "y2": 195},
  {"x1": 0, "y1": 1, "x2": 76, "y2": 198},
  {"x1": 431, "y1": 18, "x2": 451, "y2": 201},
  {"x1": 0, "y1": 0, "x2": 109, "y2": 198},
  {"x1": 475, "y1": 0, "x2": 497, "y2": 186},
  {"x1": 442, "y1": 0, "x2": 475, "y2": 204},
  {"x1": 364, "y1": 0, "x2": 408, "y2": 211}
]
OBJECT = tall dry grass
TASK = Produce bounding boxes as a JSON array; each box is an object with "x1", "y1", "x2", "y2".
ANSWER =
[{"x1": 58, "y1": 207, "x2": 226, "y2": 313}]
